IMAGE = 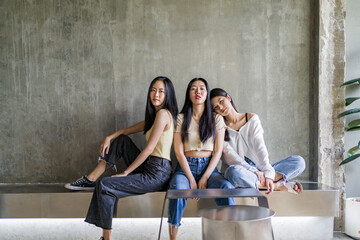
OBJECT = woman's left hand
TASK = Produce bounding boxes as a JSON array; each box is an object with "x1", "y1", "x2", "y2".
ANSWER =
[
  {"x1": 254, "y1": 171, "x2": 265, "y2": 186},
  {"x1": 198, "y1": 177, "x2": 208, "y2": 189},
  {"x1": 265, "y1": 178, "x2": 274, "y2": 195},
  {"x1": 111, "y1": 172, "x2": 128, "y2": 177}
]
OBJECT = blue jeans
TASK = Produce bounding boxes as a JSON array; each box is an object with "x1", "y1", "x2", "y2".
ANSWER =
[
  {"x1": 224, "y1": 155, "x2": 306, "y2": 189},
  {"x1": 167, "y1": 156, "x2": 235, "y2": 227}
]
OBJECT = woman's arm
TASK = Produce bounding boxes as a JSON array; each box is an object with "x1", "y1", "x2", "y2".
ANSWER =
[
  {"x1": 223, "y1": 142, "x2": 266, "y2": 185},
  {"x1": 100, "y1": 121, "x2": 145, "y2": 157},
  {"x1": 249, "y1": 115, "x2": 275, "y2": 180},
  {"x1": 222, "y1": 142, "x2": 258, "y2": 172},
  {"x1": 112, "y1": 110, "x2": 169, "y2": 176},
  {"x1": 198, "y1": 127, "x2": 225, "y2": 189},
  {"x1": 173, "y1": 132, "x2": 198, "y2": 189},
  {"x1": 253, "y1": 130, "x2": 275, "y2": 194},
  {"x1": 248, "y1": 115, "x2": 275, "y2": 194}
]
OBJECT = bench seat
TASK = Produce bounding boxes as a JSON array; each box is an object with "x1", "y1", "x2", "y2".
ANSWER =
[
  {"x1": 0, "y1": 182, "x2": 338, "y2": 218},
  {"x1": 0, "y1": 182, "x2": 339, "y2": 239}
]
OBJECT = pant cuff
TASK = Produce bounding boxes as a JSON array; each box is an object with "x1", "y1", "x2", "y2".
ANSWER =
[
  {"x1": 168, "y1": 221, "x2": 181, "y2": 227},
  {"x1": 276, "y1": 171, "x2": 287, "y2": 182}
]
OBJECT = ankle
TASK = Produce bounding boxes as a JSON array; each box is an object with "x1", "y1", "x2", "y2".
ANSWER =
[
  {"x1": 273, "y1": 181, "x2": 286, "y2": 191},
  {"x1": 86, "y1": 175, "x2": 96, "y2": 182},
  {"x1": 169, "y1": 225, "x2": 178, "y2": 240},
  {"x1": 102, "y1": 229, "x2": 112, "y2": 240}
]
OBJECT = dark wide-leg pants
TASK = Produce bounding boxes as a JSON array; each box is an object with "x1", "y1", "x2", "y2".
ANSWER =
[{"x1": 85, "y1": 134, "x2": 172, "y2": 229}]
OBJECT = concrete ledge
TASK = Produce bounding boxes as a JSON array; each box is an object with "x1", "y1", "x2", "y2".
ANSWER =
[{"x1": 0, "y1": 182, "x2": 338, "y2": 219}]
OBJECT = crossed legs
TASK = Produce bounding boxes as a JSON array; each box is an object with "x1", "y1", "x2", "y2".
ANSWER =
[{"x1": 225, "y1": 155, "x2": 306, "y2": 193}]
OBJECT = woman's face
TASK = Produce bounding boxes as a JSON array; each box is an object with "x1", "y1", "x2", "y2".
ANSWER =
[
  {"x1": 211, "y1": 95, "x2": 232, "y2": 116},
  {"x1": 150, "y1": 80, "x2": 166, "y2": 108},
  {"x1": 189, "y1": 80, "x2": 207, "y2": 105}
]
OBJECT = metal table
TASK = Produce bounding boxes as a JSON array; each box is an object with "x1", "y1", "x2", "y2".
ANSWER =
[{"x1": 158, "y1": 188, "x2": 272, "y2": 239}]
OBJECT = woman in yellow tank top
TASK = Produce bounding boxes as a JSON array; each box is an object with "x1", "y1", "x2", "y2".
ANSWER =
[
  {"x1": 167, "y1": 78, "x2": 235, "y2": 240},
  {"x1": 65, "y1": 76, "x2": 178, "y2": 240}
]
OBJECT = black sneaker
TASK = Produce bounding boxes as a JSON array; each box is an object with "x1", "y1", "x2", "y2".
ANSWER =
[
  {"x1": 99, "y1": 237, "x2": 105, "y2": 240},
  {"x1": 64, "y1": 176, "x2": 96, "y2": 191}
]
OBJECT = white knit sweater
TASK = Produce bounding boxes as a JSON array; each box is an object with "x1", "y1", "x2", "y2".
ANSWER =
[{"x1": 221, "y1": 114, "x2": 275, "y2": 180}]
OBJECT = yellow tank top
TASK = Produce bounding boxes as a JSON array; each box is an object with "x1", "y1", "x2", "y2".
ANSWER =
[{"x1": 145, "y1": 110, "x2": 174, "y2": 161}]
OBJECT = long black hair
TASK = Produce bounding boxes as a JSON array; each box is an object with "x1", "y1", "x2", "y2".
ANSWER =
[
  {"x1": 210, "y1": 88, "x2": 238, "y2": 111},
  {"x1": 144, "y1": 76, "x2": 178, "y2": 134},
  {"x1": 210, "y1": 88, "x2": 238, "y2": 141},
  {"x1": 180, "y1": 78, "x2": 215, "y2": 143}
]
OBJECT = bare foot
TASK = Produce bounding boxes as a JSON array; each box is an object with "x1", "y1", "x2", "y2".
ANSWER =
[
  {"x1": 276, "y1": 181, "x2": 303, "y2": 194},
  {"x1": 257, "y1": 181, "x2": 303, "y2": 194}
]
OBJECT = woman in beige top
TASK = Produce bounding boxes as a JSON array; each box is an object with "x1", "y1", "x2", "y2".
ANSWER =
[
  {"x1": 65, "y1": 76, "x2": 178, "y2": 240},
  {"x1": 167, "y1": 78, "x2": 235, "y2": 240}
]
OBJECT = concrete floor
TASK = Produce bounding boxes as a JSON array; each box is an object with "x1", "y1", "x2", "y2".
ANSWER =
[
  {"x1": 0, "y1": 218, "x2": 200, "y2": 240},
  {"x1": 0, "y1": 218, "x2": 355, "y2": 240}
]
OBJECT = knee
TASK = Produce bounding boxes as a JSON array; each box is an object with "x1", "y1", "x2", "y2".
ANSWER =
[
  {"x1": 225, "y1": 166, "x2": 256, "y2": 188},
  {"x1": 115, "y1": 134, "x2": 128, "y2": 142},
  {"x1": 110, "y1": 134, "x2": 132, "y2": 150},
  {"x1": 292, "y1": 155, "x2": 306, "y2": 173},
  {"x1": 118, "y1": 134, "x2": 127, "y2": 139},
  {"x1": 170, "y1": 182, "x2": 189, "y2": 190},
  {"x1": 169, "y1": 177, "x2": 189, "y2": 190},
  {"x1": 225, "y1": 165, "x2": 247, "y2": 180},
  {"x1": 220, "y1": 180, "x2": 235, "y2": 189}
]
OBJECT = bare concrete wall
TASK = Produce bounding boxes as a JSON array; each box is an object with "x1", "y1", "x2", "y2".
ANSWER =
[
  {"x1": 0, "y1": 0, "x2": 315, "y2": 183},
  {"x1": 0, "y1": 1, "x2": 117, "y2": 182}
]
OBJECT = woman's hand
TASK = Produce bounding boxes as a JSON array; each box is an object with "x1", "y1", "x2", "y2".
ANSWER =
[
  {"x1": 189, "y1": 178, "x2": 200, "y2": 201},
  {"x1": 254, "y1": 171, "x2": 265, "y2": 186},
  {"x1": 189, "y1": 178, "x2": 198, "y2": 190},
  {"x1": 265, "y1": 178, "x2": 274, "y2": 195},
  {"x1": 99, "y1": 137, "x2": 111, "y2": 157},
  {"x1": 197, "y1": 177, "x2": 208, "y2": 189},
  {"x1": 111, "y1": 172, "x2": 128, "y2": 177}
]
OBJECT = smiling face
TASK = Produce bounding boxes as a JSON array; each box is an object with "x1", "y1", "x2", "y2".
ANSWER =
[
  {"x1": 211, "y1": 95, "x2": 232, "y2": 116},
  {"x1": 149, "y1": 80, "x2": 166, "y2": 109},
  {"x1": 189, "y1": 80, "x2": 207, "y2": 105}
]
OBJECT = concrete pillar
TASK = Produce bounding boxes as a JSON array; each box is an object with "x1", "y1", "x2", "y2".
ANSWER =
[{"x1": 318, "y1": 0, "x2": 346, "y2": 231}]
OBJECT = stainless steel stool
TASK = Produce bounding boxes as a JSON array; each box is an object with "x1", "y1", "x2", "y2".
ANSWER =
[
  {"x1": 199, "y1": 205, "x2": 275, "y2": 240},
  {"x1": 158, "y1": 188, "x2": 274, "y2": 240}
]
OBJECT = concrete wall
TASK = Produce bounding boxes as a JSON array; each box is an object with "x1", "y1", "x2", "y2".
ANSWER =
[
  {"x1": 345, "y1": 0, "x2": 360, "y2": 198},
  {"x1": 0, "y1": 0, "x2": 315, "y2": 183}
]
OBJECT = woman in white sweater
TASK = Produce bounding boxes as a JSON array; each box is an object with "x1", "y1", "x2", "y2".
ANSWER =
[{"x1": 210, "y1": 88, "x2": 305, "y2": 194}]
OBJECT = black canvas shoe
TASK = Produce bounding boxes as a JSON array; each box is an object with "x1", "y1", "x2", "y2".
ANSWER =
[{"x1": 64, "y1": 176, "x2": 96, "y2": 191}]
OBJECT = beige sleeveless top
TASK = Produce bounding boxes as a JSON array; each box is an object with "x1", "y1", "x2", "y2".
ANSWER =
[
  {"x1": 145, "y1": 110, "x2": 174, "y2": 161},
  {"x1": 175, "y1": 113, "x2": 225, "y2": 152}
]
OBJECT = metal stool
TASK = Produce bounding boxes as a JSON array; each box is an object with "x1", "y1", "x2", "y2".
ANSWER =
[{"x1": 158, "y1": 188, "x2": 274, "y2": 240}]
